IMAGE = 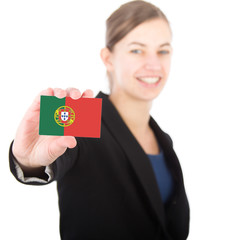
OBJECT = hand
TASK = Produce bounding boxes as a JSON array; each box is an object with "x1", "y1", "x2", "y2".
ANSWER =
[{"x1": 12, "y1": 88, "x2": 94, "y2": 172}]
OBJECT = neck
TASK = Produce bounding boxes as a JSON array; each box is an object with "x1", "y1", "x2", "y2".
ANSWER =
[{"x1": 109, "y1": 91, "x2": 152, "y2": 135}]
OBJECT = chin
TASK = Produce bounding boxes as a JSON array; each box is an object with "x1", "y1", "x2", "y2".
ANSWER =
[{"x1": 130, "y1": 89, "x2": 162, "y2": 102}]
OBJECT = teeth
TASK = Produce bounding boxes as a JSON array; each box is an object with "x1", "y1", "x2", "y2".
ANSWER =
[{"x1": 138, "y1": 77, "x2": 160, "y2": 84}]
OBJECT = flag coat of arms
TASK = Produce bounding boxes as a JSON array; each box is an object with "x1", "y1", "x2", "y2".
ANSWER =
[{"x1": 39, "y1": 96, "x2": 102, "y2": 138}]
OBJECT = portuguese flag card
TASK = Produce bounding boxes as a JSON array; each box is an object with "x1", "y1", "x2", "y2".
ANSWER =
[{"x1": 39, "y1": 96, "x2": 102, "y2": 138}]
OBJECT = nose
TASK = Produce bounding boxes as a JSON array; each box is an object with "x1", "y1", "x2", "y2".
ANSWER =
[{"x1": 144, "y1": 54, "x2": 162, "y2": 71}]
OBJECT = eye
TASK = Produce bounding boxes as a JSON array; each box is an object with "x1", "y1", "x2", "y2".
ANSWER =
[
  {"x1": 158, "y1": 50, "x2": 170, "y2": 55},
  {"x1": 130, "y1": 49, "x2": 143, "y2": 54}
]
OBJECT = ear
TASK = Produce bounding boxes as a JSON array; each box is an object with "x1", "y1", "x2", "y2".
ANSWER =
[{"x1": 100, "y1": 47, "x2": 114, "y2": 72}]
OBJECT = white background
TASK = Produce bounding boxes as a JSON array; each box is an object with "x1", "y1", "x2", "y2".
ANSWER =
[{"x1": 1, "y1": 0, "x2": 238, "y2": 239}]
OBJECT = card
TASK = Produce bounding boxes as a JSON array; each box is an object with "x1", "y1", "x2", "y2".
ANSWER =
[{"x1": 39, "y1": 96, "x2": 102, "y2": 138}]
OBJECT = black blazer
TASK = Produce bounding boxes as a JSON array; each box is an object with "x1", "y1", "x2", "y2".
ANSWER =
[{"x1": 9, "y1": 92, "x2": 190, "y2": 240}]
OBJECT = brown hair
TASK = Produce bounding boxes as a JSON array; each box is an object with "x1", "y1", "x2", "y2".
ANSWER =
[{"x1": 106, "y1": 0, "x2": 170, "y2": 51}]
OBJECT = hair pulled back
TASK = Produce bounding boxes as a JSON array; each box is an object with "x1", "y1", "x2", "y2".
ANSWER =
[{"x1": 106, "y1": 0, "x2": 170, "y2": 51}]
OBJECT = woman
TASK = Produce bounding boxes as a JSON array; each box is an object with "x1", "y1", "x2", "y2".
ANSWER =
[{"x1": 9, "y1": 1, "x2": 190, "y2": 239}]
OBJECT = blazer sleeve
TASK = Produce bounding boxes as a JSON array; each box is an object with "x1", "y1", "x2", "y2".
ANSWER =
[{"x1": 9, "y1": 140, "x2": 79, "y2": 185}]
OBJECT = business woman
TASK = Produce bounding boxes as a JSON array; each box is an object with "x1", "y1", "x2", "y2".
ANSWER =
[{"x1": 9, "y1": 1, "x2": 190, "y2": 239}]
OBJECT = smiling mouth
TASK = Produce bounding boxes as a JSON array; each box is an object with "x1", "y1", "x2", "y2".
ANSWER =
[{"x1": 136, "y1": 77, "x2": 161, "y2": 84}]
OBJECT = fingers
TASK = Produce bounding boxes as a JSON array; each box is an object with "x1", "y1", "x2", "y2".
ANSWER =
[
  {"x1": 41, "y1": 88, "x2": 54, "y2": 97},
  {"x1": 66, "y1": 88, "x2": 94, "y2": 99},
  {"x1": 66, "y1": 88, "x2": 82, "y2": 99},
  {"x1": 29, "y1": 87, "x2": 94, "y2": 116},
  {"x1": 81, "y1": 89, "x2": 94, "y2": 98},
  {"x1": 53, "y1": 88, "x2": 67, "y2": 98},
  {"x1": 37, "y1": 87, "x2": 93, "y2": 102}
]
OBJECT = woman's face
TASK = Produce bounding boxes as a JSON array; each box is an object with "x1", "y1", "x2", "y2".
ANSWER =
[{"x1": 107, "y1": 18, "x2": 172, "y2": 102}]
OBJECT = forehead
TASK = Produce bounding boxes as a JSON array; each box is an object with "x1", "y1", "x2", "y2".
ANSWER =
[{"x1": 118, "y1": 19, "x2": 172, "y2": 47}]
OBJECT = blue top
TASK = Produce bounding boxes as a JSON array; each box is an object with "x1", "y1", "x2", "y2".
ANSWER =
[{"x1": 148, "y1": 150, "x2": 174, "y2": 204}]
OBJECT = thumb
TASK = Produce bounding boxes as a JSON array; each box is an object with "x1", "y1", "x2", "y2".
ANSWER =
[
  {"x1": 47, "y1": 136, "x2": 77, "y2": 163},
  {"x1": 57, "y1": 136, "x2": 77, "y2": 149}
]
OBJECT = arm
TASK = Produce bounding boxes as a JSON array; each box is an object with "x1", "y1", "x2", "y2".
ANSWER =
[
  {"x1": 9, "y1": 88, "x2": 93, "y2": 184},
  {"x1": 9, "y1": 141, "x2": 53, "y2": 184}
]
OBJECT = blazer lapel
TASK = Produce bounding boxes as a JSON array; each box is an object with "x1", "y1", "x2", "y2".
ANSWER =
[
  {"x1": 97, "y1": 92, "x2": 168, "y2": 231},
  {"x1": 149, "y1": 117, "x2": 184, "y2": 195}
]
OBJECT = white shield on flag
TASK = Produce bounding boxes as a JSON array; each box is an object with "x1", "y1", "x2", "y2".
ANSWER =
[{"x1": 61, "y1": 111, "x2": 69, "y2": 121}]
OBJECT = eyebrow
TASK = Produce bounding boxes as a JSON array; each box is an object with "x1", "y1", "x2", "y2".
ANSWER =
[{"x1": 128, "y1": 42, "x2": 171, "y2": 48}]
